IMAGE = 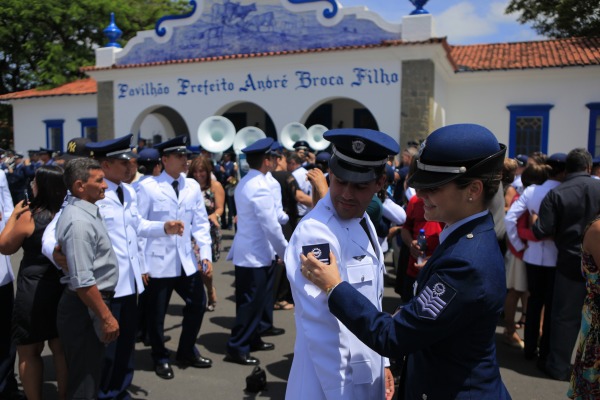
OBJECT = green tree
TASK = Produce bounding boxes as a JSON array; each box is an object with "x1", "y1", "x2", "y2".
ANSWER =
[
  {"x1": 506, "y1": 0, "x2": 600, "y2": 38},
  {"x1": 0, "y1": 0, "x2": 191, "y2": 94}
]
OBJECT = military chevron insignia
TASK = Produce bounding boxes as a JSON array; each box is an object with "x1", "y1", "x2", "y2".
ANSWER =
[{"x1": 415, "y1": 274, "x2": 457, "y2": 320}]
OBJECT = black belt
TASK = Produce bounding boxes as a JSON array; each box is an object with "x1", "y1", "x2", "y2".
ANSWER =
[{"x1": 99, "y1": 290, "x2": 115, "y2": 300}]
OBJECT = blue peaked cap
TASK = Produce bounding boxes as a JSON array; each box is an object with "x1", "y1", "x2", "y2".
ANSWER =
[
  {"x1": 324, "y1": 128, "x2": 399, "y2": 183},
  {"x1": 242, "y1": 137, "x2": 274, "y2": 154},
  {"x1": 86, "y1": 134, "x2": 136, "y2": 160},
  {"x1": 408, "y1": 124, "x2": 506, "y2": 189}
]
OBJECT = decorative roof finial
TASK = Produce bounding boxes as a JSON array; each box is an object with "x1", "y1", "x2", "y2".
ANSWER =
[
  {"x1": 103, "y1": 12, "x2": 122, "y2": 48},
  {"x1": 409, "y1": 0, "x2": 429, "y2": 15}
]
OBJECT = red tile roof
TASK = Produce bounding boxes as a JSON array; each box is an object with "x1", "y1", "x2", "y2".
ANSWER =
[
  {"x1": 2, "y1": 37, "x2": 599, "y2": 100},
  {"x1": 0, "y1": 78, "x2": 97, "y2": 101},
  {"x1": 448, "y1": 37, "x2": 600, "y2": 72}
]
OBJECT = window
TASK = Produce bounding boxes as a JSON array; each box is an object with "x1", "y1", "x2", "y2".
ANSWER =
[
  {"x1": 507, "y1": 105, "x2": 553, "y2": 157},
  {"x1": 586, "y1": 103, "x2": 600, "y2": 156},
  {"x1": 79, "y1": 118, "x2": 98, "y2": 142},
  {"x1": 43, "y1": 119, "x2": 64, "y2": 151}
]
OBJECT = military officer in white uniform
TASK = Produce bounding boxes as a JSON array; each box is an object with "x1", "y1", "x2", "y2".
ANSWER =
[
  {"x1": 0, "y1": 168, "x2": 18, "y2": 399},
  {"x1": 85, "y1": 135, "x2": 184, "y2": 398},
  {"x1": 136, "y1": 136, "x2": 213, "y2": 380},
  {"x1": 224, "y1": 137, "x2": 288, "y2": 366},
  {"x1": 284, "y1": 129, "x2": 397, "y2": 400}
]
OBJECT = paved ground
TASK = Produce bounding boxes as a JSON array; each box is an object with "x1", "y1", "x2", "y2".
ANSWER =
[{"x1": 13, "y1": 228, "x2": 570, "y2": 399}]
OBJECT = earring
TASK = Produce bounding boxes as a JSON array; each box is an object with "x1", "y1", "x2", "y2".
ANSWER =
[{"x1": 468, "y1": 197, "x2": 473, "y2": 202}]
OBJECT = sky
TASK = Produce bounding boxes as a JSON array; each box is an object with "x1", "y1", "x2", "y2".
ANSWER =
[{"x1": 339, "y1": 0, "x2": 546, "y2": 45}]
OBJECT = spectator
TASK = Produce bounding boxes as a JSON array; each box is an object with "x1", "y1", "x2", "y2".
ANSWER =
[
  {"x1": 502, "y1": 163, "x2": 548, "y2": 349},
  {"x1": 567, "y1": 215, "x2": 600, "y2": 398},
  {"x1": 188, "y1": 156, "x2": 225, "y2": 312},
  {"x1": 0, "y1": 166, "x2": 67, "y2": 400},
  {"x1": 533, "y1": 148, "x2": 600, "y2": 381},
  {"x1": 55, "y1": 158, "x2": 120, "y2": 399},
  {"x1": 506, "y1": 153, "x2": 566, "y2": 361}
]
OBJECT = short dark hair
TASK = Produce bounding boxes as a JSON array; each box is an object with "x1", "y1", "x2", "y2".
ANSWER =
[
  {"x1": 286, "y1": 153, "x2": 303, "y2": 166},
  {"x1": 137, "y1": 160, "x2": 160, "y2": 175},
  {"x1": 565, "y1": 148, "x2": 592, "y2": 174},
  {"x1": 246, "y1": 152, "x2": 267, "y2": 169},
  {"x1": 64, "y1": 158, "x2": 102, "y2": 190},
  {"x1": 521, "y1": 163, "x2": 549, "y2": 187}
]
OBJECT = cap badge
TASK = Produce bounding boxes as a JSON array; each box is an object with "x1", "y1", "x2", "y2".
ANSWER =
[
  {"x1": 418, "y1": 140, "x2": 427, "y2": 157},
  {"x1": 352, "y1": 139, "x2": 365, "y2": 154}
]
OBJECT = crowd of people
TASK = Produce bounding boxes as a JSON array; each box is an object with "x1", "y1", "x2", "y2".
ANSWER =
[{"x1": 0, "y1": 124, "x2": 598, "y2": 399}]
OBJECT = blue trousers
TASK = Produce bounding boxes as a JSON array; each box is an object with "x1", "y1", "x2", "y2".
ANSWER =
[
  {"x1": 259, "y1": 262, "x2": 277, "y2": 334},
  {"x1": 227, "y1": 265, "x2": 274, "y2": 356},
  {"x1": 99, "y1": 294, "x2": 137, "y2": 400},
  {"x1": 146, "y1": 271, "x2": 206, "y2": 363}
]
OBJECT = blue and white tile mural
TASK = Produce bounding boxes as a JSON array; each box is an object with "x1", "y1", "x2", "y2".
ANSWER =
[{"x1": 115, "y1": 0, "x2": 402, "y2": 66}]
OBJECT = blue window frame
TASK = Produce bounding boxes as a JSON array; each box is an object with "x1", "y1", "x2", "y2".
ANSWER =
[
  {"x1": 586, "y1": 103, "x2": 600, "y2": 157},
  {"x1": 43, "y1": 119, "x2": 64, "y2": 151},
  {"x1": 79, "y1": 118, "x2": 98, "y2": 142},
  {"x1": 506, "y1": 104, "x2": 553, "y2": 158}
]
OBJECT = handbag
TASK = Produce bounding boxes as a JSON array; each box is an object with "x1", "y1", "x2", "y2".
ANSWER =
[{"x1": 245, "y1": 366, "x2": 267, "y2": 393}]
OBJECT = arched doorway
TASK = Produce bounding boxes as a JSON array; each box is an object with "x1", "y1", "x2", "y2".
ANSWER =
[{"x1": 131, "y1": 105, "x2": 190, "y2": 146}]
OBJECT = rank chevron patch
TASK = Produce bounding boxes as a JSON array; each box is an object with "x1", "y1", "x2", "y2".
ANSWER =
[{"x1": 415, "y1": 274, "x2": 457, "y2": 320}]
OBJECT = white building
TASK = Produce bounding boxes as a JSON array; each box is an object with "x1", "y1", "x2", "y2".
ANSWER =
[{"x1": 1, "y1": 0, "x2": 599, "y2": 157}]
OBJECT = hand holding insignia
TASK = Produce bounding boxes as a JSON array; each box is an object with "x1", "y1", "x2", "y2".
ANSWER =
[{"x1": 300, "y1": 251, "x2": 341, "y2": 293}]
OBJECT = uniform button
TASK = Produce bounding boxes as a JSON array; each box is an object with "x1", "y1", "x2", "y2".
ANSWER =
[
  {"x1": 128, "y1": 240, "x2": 131, "y2": 245},
  {"x1": 466, "y1": 233, "x2": 474, "y2": 239},
  {"x1": 361, "y1": 275, "x2": 365, "y2": 282},
  {"x1": 422, "y1": 395, "x2": 428, "y2": 400}
]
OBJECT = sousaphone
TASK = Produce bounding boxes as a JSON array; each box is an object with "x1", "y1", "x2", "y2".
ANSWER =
[
  {"x1": 306, "y1": 124, "x2": 330, "y2": 151},
  {"x1": 233, "y1": 126, "x2": 267, "y2": 154},
  {"x1": 280, "y1": 122, "x2": 308, "y2": 151},
  {"x1": 197, "y1": 116, "x2": 236, "y2": 153}
]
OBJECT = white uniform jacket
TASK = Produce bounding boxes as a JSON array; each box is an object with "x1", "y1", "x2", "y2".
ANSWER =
[
  {"x1": 0, "y1": 169, "x2": 13, "y2": 286},
  {"x1": 229, "y1": 169, "x2": 287, "y2": 267},
  {"x1": 284, "y1": 192, "x2": 387, "y2": 400},
  {"x1": 291, "y1": 166, "x2": 311, "y2": 217},
  {"x1": 505, "y1": 179, "x2": 560, "y2": 267},
  {"x1": 136, "y1": 171, "x2": 212, "y2": 278},
  {"x1": 96, "y1": 180, "x2": 166, "y2": 297}
]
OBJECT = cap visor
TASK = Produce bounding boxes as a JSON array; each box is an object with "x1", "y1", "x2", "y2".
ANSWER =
[
  {"x1": 109, "y1": 151, "x2": 137, "y2": 160},
  {"x1": 329, "y1": 156, "x2": 379, "y2": 183},
  {"x1": 407, "y1": 169, "x2": 460, "y2": 190}
]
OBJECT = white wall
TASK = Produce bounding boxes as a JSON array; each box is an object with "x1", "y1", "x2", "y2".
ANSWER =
[
  {"x1": 11, "y1": 95, "x2": 97, "y2": 154},
  {"x1": 445, "y1": 67, "x2": 600, "y2": 154},
  {"x1": 91, "y1": 48, "x2": 403, "y2": 145}
]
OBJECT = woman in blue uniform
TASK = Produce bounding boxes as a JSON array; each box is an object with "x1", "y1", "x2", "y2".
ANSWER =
[{"x1": 301, "y1": 124, "x2": 512, "y2": 399}]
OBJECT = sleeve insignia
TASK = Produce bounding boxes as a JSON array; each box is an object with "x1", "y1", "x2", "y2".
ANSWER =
[{"x1": 415, "y1": 274, "x2": 457, "y2": 320}]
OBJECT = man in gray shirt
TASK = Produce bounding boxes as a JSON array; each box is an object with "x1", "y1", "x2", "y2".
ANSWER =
[{"x1": 56, "y1": 158, "x2": 120, "y2": 400}]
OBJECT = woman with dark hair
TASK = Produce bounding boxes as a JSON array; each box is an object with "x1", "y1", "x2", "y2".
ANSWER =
[
  {"x1": 188, "y1": 156, "x2": 224, "y2": 311},
  {"x1": 301, "y1": 124, "x2": 512, "y2": 398},
  {"x1": 0, "y1": 165, "x2": 68, "y2": 400}
]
